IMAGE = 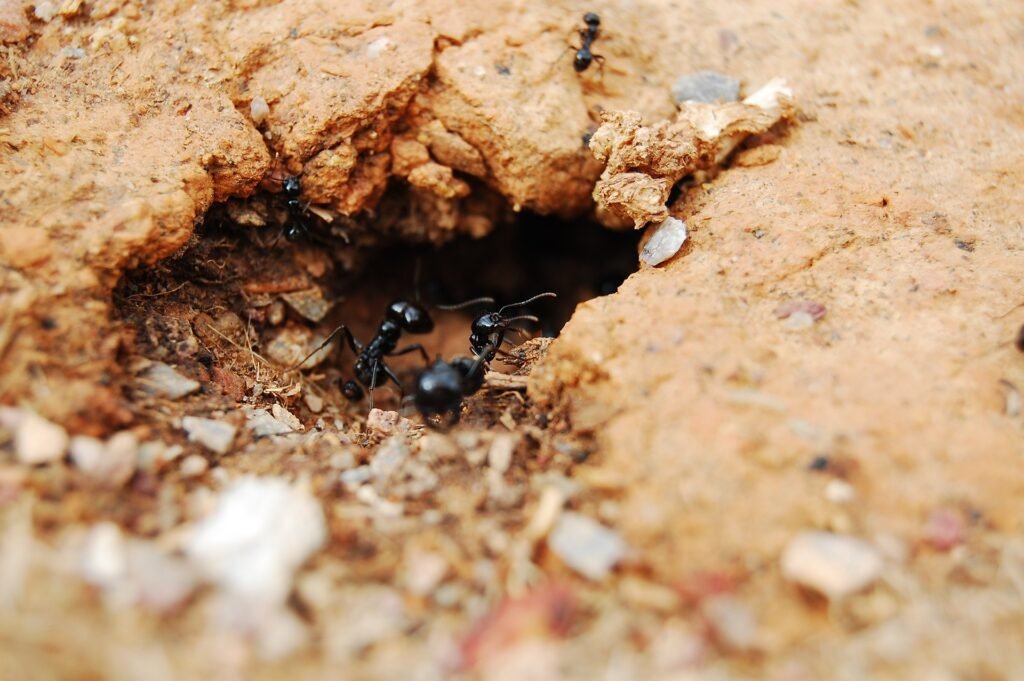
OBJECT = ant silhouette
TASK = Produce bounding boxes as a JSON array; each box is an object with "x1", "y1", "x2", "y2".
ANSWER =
[
  {"x1": 413, "y1": 343, "x2": 495, "y2": 429},
  {"x1": 470, "y1": 292, "x2": 557, "y2": 361},
  {"x1": 573, "y1": 12, "x2": 604, "y2": 73}
]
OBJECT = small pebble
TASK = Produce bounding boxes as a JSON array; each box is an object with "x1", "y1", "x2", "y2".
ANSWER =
[
  {"x1": 781, "y1": 531, "x2": 882, "y2": 600},
  {"x1": 271, "y1": 404, "x2": 302, "y2": 431},
  {"x1": 304, "y1": 392, "x2": 324, "y2": 414},
  {"x1": 340, "y1": 465, "x2": 372, "y2": 487},
  {"x1": 487, "y1": 434, "x2": 515, "y2": 474},
  {"x1": 244, "y1": 407, "x2": 294, "y2": 437},
  {"x1": 264, "y1": 328, "x2": 334, "y2": 369},
  {"x1": 370, "y1": 437, "x2": 408, "y2": 480},
  {"x1": 179, "y1": 454, "x2": 209, "y2": 478},
  {"x1": 774, "y1": 300, "x2": 827, "y2": 322},
  {"x1": 366, "y1": 36, "x2": 391, "y2": 58},
  {"x1": 14, "y1": 410, "x2": 68, "y2": 465},
  {"x1": 280, "y1": 289, "x2": 333, "y2": 323},
  {"x1": 672, "y1": 70, "x2": 741, "y2": 104},
  {"x1": 366, "y1": 409, "x2": 410, "y2": 437},
  {"x1": 640, "y1": 216, "x2": 688, "y2": 267},
  {"x1": 182, "y1": 416, "x2": 237, "y2": 455},
  {"x1": 80, "y1": 522, "x2": 126, "y2": 588},
  {"x1": 138, "y1": 362, "x2": 200, "y2": 399},
  {"x1": 701, "y1": 595, "x2": 759, "y2": 652},
  {"x1": 250, "y1": 96, "x2": 270, "y2": 125},
  {"x1": 548, "y1": 512, "x2": 626, "y2": 581},
  {"x1": 69, "y1": 431, "x2": 137, "y2": 487},
  {"x1": 923, "y1": 508, "x2": 966, "y2": 551},
  {"x1": 403, "y1": 548, "x2": 448, "y2": 597},
  {"x1": 186, "y1": 477, "x2": 326, "y2": 605},
  {"x1": 824, "y1": 479, "x2": 856, "y2": 504},
  {"x1": 34, "y1": 1, "x2": 57, "y2": 22}
]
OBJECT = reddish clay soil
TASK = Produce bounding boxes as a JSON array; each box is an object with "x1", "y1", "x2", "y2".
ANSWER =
[{"x1": 1, "y1": 0, "x2": 1024, "y2": 679}]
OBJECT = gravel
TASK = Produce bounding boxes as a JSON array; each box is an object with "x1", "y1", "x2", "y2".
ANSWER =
[
  {"x1": 181, "y1": 416, "x2": 237, "y2": 454},
  {"x1": 781, "y1": 531, "x2": 883, "y2": 599},
  {"x1": 640, "y1": 216, "x2": 688, "y2": 267},
  {"x1": 137, "y1": 362, "x2": 201, "y2": 399},
  {"x1": 548, "y1": 512, "x2": 626, "y2": 580},
  {"x1": 13, "y1": 410, "x2": 68, "y2": 465},
  {"x1": 69, "y1": 431, "x2": 138, "y2": 486},
  {"x1": 185, "y1": 476, "x2": 327, "y2": 606},
  {"x1": 244, "y1": 407, "x2": 295, "y2": 437}
]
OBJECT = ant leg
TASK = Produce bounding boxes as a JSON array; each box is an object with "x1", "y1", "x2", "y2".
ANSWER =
[
  {"x1": 367, "y1": 360, "x2": 379, "y2": 410},
  {"x1": 389, "y1": 343, "x2": 431, "y2": 365},
  {"x1": 287, "y1": 325, "x2": 347, "y2": 370},
  {"x1": 383, "y1": 364, "x2": 404, "y2": 394},
  {"x1": 339, "y1": 326, "x2": 363, "y2": 354}
]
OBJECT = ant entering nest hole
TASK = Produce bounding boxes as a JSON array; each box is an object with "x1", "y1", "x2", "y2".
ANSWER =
[{"x1": 114, "y1": 210, "x2": 640, "y2": 426}]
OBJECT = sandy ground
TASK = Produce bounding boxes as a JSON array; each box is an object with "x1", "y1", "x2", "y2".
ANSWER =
[{"x1": 1, "y1": 0, "x2": 1024, "y2": 679}]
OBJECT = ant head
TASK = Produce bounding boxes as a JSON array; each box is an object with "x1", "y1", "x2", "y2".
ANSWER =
[
  {"x1": 583, "y1": 12, "x2": 600, "y2": 27},
  {"x1": 387, "y1": 301, "x2": 434, "y2": 333},
  {"x1": 471, "y1": 312, "x2": 504, "y2": 336},
  {"x1": 282, "y1": 175, "x2": 301, "y2": 196}
]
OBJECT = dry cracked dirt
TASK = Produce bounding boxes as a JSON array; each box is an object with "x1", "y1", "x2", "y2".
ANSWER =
[{"x1": 1, "y1": 0, "x2": 1024, "y2": 679}]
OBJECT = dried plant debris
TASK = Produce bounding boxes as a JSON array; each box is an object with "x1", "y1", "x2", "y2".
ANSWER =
[{"x1": 591, "y1": 79, "x2": 796, "y2": 229}]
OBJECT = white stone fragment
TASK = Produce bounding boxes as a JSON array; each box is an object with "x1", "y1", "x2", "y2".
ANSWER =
[
  {"x1": 548, "y1": 512, "x2": 626, "y2": 580},
  {"x1": 33, "y1": 2, "x2": 57, "y2": 22},
  {"x1": 14, "y1": 411, "x2": 68, "y2": 465},
  {"x1": 781, "y1": 531, "x2": 883, "y2": 600},
  {"x1": 244, "y1": 407, "x2": 294, "y2": 437},
  {"x1": 271, "y1": 404, "x2": 302, "y2": 431},
  {"x1": 137, "y1": 362, "x2": 201, "y2": 399},
  {"x1": 179, "y1": 454, "x2": 209, "y2": 478},
  {"x1": 701, "y1": 595, "x2": 758, "y2": 652},
  {"x1": 402, "y1": 548, "x2": 448, "y2": 597},
  {"x1": 185, "y1": 477, "x2": 327, "y2": 606},
  {"x1": 640, "y1": 217, "x2": 688, "y2": 267},
  {"x1": 182, "y1": 416, "x2": 236, "y2": 455},
  {"x1": 80, "y1": 522, "x2": 127, "y2": 588},
  {"x1": 366, "y1": 36, "x2": 391, "y2": 58},
  {"x1": 250, "y1": 96, "x2": 270, "y2": 125},
  {"x1": 487, "y1": 434, "x2": 515, "y2": 474},
  {"x1": 69, "y1": 431, "x2": 138, "y2": 487}
]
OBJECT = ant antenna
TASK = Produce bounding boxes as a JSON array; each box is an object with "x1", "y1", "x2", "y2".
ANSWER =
[
  {"x1": 435, "y1": 296, "x2": 496, "y2": 311},
  {"x1": 497, "y1": 292, "x2": 557, "y2": 315},
  {"x1": 502, "y1": 314, "x2": 541, "y2": 326}
]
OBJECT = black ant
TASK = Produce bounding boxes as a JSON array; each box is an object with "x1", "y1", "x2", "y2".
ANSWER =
[
  {"x1": 573, "y1": 12, "x2": 604, "y2": 73},
  {"x1": 279, "y1": 174, "x2": 310, "y2": 242},
  {"x1": 413, "y1": 343, "x2": 495, "y2": 428},
  {"x1": 294, "y1": 297, "x2": 492, "y2": 407},
  {"x1": 470, "y1": 292, "x2": 557, "y2": 361}
]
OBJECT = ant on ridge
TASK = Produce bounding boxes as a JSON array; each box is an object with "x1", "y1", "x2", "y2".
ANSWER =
[
  {"x1": 413, "y1": 343, "x2": 495, "y2": 429},
  {"x1": 470, "y1": 292, "x2": 557, "y2": 361},
  {"x1": 264, "y1": 168, "x2": 314, "y2": 242},
  {"x1": 573, "y1": 12, "x2": 604, "y2": 73}
]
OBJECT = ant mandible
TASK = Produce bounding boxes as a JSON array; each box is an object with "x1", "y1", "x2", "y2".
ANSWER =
[
  {"x1": 413, "y1": 343, "x2": 495, "y2": 429},
  {"x1": 573, "y1": 12, "x2": 604, "y2": 73},
  {"x1": 470, "y1": 292, "x2": 557, "y2": 361}
]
